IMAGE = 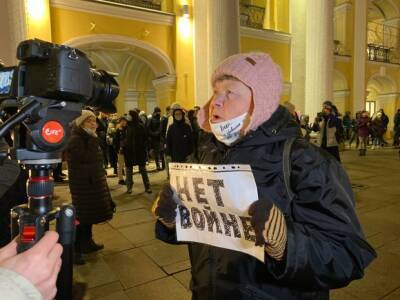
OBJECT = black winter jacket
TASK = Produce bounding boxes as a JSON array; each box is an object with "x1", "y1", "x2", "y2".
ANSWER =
[
  {"x1": 156, "y1": 106, "x2": 376, "y2": 300},
  {"x1": 166, "y1": 120, "x2": 193, "y2": 162},
  {"x1": 124, "y1": 122, "x2": 148, "y2": 167},
  {"x1": 148, "y1": 115, "x2": 162, "y2": 149},
  {"x1": 67, "y1": 126, "x2": 114, "y2": 225}
]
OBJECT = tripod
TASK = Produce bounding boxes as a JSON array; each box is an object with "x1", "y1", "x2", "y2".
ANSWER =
[{"x1": 0, "y1": 96, "x2": 82, "y2": 300}]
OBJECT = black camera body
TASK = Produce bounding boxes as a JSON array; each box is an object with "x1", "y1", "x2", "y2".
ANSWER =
[
  {"x1": 1, "y1": 39, "x2": 118, "y2": 113},
  {"x1": 16, "y1": 40, "x2": 93, "y2": 102}
]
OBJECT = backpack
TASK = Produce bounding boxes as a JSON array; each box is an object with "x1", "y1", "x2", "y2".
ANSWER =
[{"x1": 282, "y1": 137, "x2": 298, "y2": 215}]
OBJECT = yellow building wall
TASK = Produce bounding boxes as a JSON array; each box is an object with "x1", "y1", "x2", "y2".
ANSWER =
[
  {"x1": 264, "y1": 0, "x2": 289, "y2": 32},
  {"x1": 334, "y1": 61, "x2": 353, "y2": 112},
  {"x1": 50, "y1": 6, "x2": 177, "y2": 113},
  {"x1": 275, "y1": 0, "x2": 290, "y2": 33},
  {"x1": 174, "y1": 0, "x2": 195, "y2": 110},
  {"x1": 25, "y1": 0, "x2": 52, "y2": 41},
  {"x1": 365, "y1": 63, "x2": 400, "y2": 135},
  {"x1": 50, "y1": 7, "x2": 174, "y2": 59},
  {"x1": 240, "y1": 37, "x2": 291, "y2": 82}
]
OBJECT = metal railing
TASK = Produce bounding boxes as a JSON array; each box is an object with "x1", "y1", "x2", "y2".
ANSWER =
[
  {"x1": 367, "y1": 21, "x2": 400, "y2": 64},
  {"x1": 87, "y1": 0, "x2": 163, "y2": 12},
  {"x1": 240, "y1": 3, "x2": 265, "y2": 29}
]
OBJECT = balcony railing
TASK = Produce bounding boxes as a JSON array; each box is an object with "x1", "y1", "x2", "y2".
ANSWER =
[
  {"x1": 87, "y1": 0, "x2": 166, "y2": 12},
  {"x1": 240, "y1": 3, "x2": 265, "y2": 29},
  {"x1": 367, "y1": 21, "x2": 400, "y2": 64}
]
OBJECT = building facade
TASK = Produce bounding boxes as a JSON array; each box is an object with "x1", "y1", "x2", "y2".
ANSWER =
[{"x1": 0, "y1": 0, "x2": 399, "y2": 133}]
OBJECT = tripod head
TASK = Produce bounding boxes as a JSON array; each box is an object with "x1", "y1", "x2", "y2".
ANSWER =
[{"x1": 0, "y1": 96, "x2": 82, "y2": 163}]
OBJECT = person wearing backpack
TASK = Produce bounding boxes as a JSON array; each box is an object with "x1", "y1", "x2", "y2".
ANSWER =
[{"x1": 152, "y1": 53, "x2": 376, "y2": 300}]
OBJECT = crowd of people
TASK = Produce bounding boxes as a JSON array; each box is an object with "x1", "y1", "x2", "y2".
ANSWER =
[{"x1": 287, "y1": 101, "x2": 399, "y2": 160}]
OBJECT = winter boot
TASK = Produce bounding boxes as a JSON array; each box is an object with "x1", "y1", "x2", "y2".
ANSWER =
[
  {"x1": 127, "y1": 185, "x2": 133, "y2": 194},
  {"x1": 73, "y1": 252, "x2": 85, "y2": 265},
  {"x1": 81, "y1": 240, "x2": 104, "y2": 254}
]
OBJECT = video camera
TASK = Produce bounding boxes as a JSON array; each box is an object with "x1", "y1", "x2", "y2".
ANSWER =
[
  {"x1": 0, "y1": 39, "x2": 118, "y2": 109},
  {"x1": 0, "y1": 39, "x2": 119, "y2": 300}
]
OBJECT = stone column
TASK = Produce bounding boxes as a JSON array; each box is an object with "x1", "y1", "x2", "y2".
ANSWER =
[
  {"x1": 145, "y1": 91, "x2": 157, "y2": 113},
  {"x1": 0, "y1": 0, "x2": 27, "y2": 65},
  {"x1": 124, "y1": 90, "x2": 140, "y2": 112},
  {"x1": 305, "y1": 0, "x2": 335, "y2": 119},
  {"x1": 193, "y1": 0, "x2": 240, "y2": 106},
  {"x1": 152, "y1": 75, "x2": 177, "y2": 112},
  {"x1": 207, "y1": 0, "x2": 240, "y2": 79},
  {"x1": 0, "y1": 0, "x2": 52, "y2": 65},
  {"x1": 352, "y1": 0, "x2": 368, "y2": 113}
]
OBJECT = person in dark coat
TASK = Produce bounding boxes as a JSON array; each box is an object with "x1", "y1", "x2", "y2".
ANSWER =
[
  {"x1": 378, "y1": 109, "x2": 389, "y2": 145},
  {"x1": 124, "y1": 110, "x2": 152, "y2": 194},
  {"x1": 187, "y1": 109, "x2": 201, "y2": 161},
  {"x1": 114, "y1": 116, "x2": 129, "y2": 185},
  {"x1": 371, "y1": 112, "x2": 385, "y2": 149},
  {"x1": 67, "y1": 110, "x2": 115, "y2": 264},
  {"x1": 165, "y1": 108, "x2": 193, "y2": 163},
  {"x1": 343, "y1": 111, "x2": 352, "y2": 140},
  {"x1": 312, "y1": 101, "x2": 342, "y2": 162},
  {"x1": 96, "y1": 112, "x2": 109, "y2": 168},
  {"x1": 148, "y1": 107, "x2": 164, "y2": 170},
  {"x1": 356, "y1": 111, "x2": 371, "y2": 156},
  {"x1": 349, "y1": 111, "x2": 361, "y2": 148},
  {"x1": 393, "y1": 109, "x2": 400, "y2": 146},
  {"x1": 153, "y1": 53, "x2": 376, "y2": 300}
]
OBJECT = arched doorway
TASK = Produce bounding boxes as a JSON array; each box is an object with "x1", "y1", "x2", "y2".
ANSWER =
[{"x1": 64, "y1": 34, "x2": 176, "y2": 114}]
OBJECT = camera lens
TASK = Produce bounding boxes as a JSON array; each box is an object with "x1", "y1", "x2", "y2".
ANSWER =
[{"x1": 87, "y1": 69, "x2": 119, "y2": 113}]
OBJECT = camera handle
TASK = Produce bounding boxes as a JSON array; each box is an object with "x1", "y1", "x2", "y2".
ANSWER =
[{"x1": 10, "y1": 165, "x2": 75, "y2": 300}]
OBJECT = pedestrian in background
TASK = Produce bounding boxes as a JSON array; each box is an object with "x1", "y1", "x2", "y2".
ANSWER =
[
  {"x1": 148, "y1": 107, "x2": 164, "y2": 170},
  {"x1": 393, "y1": 109, "x2": 400, "y2": 147},
  {"x1": 124, "y1": 110, "x2": 152, "y2": 194},
  {"x1": 166, "y1": 108, "x2": 193, "y2": 163},
  {"x1": 312, "y1": 101, "x2": 342, "y2": 162},
  {"x1": 357, "y1": 111, "x2": 371, "y2": 156},
  {"x1": 67, "y1": 110, "x2": 115, "y2": 265},
  {"x1": 96, "y1": 112, "x2": 109, "y2": 168},
  {"x1": 187, "y1": 108, "x2": 201, "y2": 161},
  {"x1": 371, "y1": 112, "x2": 385, "y2": 149},
  {"x1": 343, "y1": 111, "x2": 352, "y2": 140},
  {"x1": 114, "y1": 116, "x2": 129, "y2": 185}
]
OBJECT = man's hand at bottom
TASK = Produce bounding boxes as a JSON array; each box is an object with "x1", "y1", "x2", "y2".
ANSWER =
[{"x1": 0, "y1": 231, "x2": 63, "y2": 300}]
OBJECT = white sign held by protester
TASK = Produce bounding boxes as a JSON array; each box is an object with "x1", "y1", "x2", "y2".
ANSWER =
[{"x1": 169, "y1": 163, "x2": 264, "y2": 262}]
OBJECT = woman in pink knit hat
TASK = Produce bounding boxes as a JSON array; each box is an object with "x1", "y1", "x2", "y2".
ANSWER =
[{"x1": 153, "y1": 53, "x2": 375, "y2": 299}]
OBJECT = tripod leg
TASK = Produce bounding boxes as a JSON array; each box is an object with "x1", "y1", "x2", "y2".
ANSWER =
[{"x1": 56, "y1": 204, "x2": 76, "y2": 300}]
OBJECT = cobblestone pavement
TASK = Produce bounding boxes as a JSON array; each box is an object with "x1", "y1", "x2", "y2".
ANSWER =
[{"x1": 53, "y1": 148, "x2": 400, "y2": 300}]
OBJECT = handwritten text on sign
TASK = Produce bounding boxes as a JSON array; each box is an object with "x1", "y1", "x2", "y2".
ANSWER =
[{"x1": 169, "y1": 163, "x2": 264, "y2": 262}]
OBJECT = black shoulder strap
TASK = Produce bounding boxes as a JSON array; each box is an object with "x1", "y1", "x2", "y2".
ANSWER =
[{"x1": 283, "y1": 137, "x2": 297, "y2": 205}]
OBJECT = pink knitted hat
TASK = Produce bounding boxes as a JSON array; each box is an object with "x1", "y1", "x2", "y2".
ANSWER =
[{"x1": 198, "y1": 52, "x2": 282, "y2": 132}]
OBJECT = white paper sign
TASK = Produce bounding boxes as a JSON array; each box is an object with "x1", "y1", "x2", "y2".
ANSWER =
[{"x1": 169, "y1": 163, "x2": 264, "y2": 262}]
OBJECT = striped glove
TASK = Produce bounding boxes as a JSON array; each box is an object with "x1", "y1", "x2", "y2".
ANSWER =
[
  {"x1": 248, "y1": 199, "x2": 287, "y2": 261},
  {"x1": 152, "y1": 184, "x2": 178, "y2": 229}
]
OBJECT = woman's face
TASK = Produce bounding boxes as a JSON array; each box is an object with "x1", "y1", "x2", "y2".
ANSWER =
[
  {"x1": 83, "y1": 116, "x2": 97, "y2": 131},
  {"x1": 174, "y1": 110, "x2": 183, "y2": 121},
  {"x1": 209, "y1": 79, "x2": 253, "y2": 123}
]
